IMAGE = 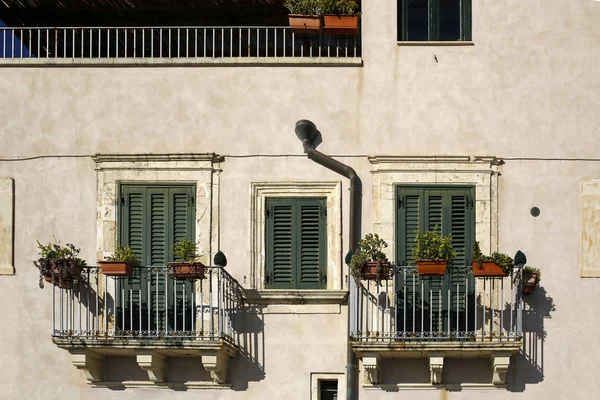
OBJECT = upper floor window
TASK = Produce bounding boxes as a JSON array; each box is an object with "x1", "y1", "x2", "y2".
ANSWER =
[
  {"x1": 397, "y1": 0, "x2": 472, "y2": 41},
  {"x1": 264, "y1": 197, "x2": 327, "y2": 290}
]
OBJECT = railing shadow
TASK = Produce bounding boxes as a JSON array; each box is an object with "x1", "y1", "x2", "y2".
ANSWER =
[
  {"x1": 507, "y1": 286, "x2": 555, "y2": 392},
  {"x1": 230, "y1": 304, "x2": 266, "y2": 390}
]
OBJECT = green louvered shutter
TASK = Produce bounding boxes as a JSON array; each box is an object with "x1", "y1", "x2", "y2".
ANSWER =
[
  {"x1": 397, "y1": 189, "x2": 422, "y2": 333},
  {"x1": 297, "y1": 199, "x2": 327, "y2": 289},
  {"x1": 265, "y1": 198, "x2": 327, "y2": 289},
  {"x1": 266, "y1": 200, "x2": 294, "y2": 289},
  {"x1": 396, "y1": 186, "x2": 475, "y2": 337},
  {"x1": 118, "y1": 184, "x2": 195, "y2": 332},
  {"x1": 448, "y1": 190, "x2": 475, "y2": 334}
]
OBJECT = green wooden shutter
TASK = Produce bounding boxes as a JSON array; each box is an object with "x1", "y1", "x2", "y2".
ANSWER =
[
  {"x1": 396, "y1": 186, "x2": 475, "y2": 337},
  {"x1": 397, "y1": 189, "x2": 422, "y2": 333},
  {"x1": 265, "y1": 198, "x2": 327, "y2": 289},
  {"x1": 118, "y1": 184, "x2": 196, "y2": 332},
  {"x1": 297, "y1": 199, "x2": 327, "y2": 289},
  {"x1": 266, "y1": 200, "x2": 294, "y2": 289},
  {"x1": 448, "y1": 190, "x2": 475, "y2": 334}
]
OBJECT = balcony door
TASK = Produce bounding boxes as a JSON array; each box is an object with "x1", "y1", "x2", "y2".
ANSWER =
[
  {"x1": 117, "y1": 183, "x2": 196, "y2": 333},
  {"x1": 395, "y1": 186, "x2": 475, "y2": 338}
]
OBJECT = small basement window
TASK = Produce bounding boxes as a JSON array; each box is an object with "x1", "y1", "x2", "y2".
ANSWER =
[{"x1": 319, "y1": 380, "x2": 338, "y2": 400}]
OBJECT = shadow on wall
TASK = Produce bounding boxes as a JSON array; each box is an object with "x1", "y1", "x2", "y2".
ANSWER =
[
  {"x1": 230, "y1": 305, "x2": 266, "y2": 390},
  {"x1": 508, "y1": 286, "x2": 555, "y2": 392}
]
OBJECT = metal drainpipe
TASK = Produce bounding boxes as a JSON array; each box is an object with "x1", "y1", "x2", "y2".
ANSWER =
[{"x1": 295, "y1": 120, "x2": 360, "y2": 400}]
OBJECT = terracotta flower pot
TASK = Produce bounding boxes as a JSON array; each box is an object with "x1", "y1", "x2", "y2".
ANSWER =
[
  {"x1": 522, "y1": 272, "x2": 539, "y2": 295},
  {"x1": 324, "y1": 15, "x2": 359, "y2": 35},
  {"x1": 472, "y1": 261, "x2": 508, "y2": 277},
  {"x1": 361, "y1": 261, "x2": 392, "y2": 280},
  {"x1": 168, "y1": 262, "x2": 206, "y2": 280},
  {"x1": 98, "y1": 260, "x2": 134, "y2": 277},
  {"x1": 416, "y1": 260, "x2": 447, "y2": 276},
  {"x1": 288, "y1": 15, "x2": 322, "y2": 34}
]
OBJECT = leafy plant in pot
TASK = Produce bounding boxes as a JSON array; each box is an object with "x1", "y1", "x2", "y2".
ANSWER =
[
  {"x1": 472, "y1": 241, "x2": 514, "y2": 277},
  {"x1": 34, "y1": 241, "x2": 87, "y2": 288},
  {"x1": 412, "y1": 227, "x2": 456, "y2": 275},
  {"x1": 284, "y1": 0, "x2": 324, "y2": 34},
  {"x1": 522, "y1": 265, "x2": 540, "y2": 295},
  {"x1": 322, "y1": 0, "x2": 360, "y2": 35},
  {"x1": 349, "y1": 233, "x2": 391, "y2": 283},
  {"x1": 169, "y1": 238, "x2": 206, "y2": 280},
  {"x1": 98, "y1": 246, "x2": 140, "y2": 277}
]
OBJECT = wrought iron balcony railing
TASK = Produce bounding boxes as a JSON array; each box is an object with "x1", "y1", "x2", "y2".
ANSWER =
[
  {"x1": 0, "y1": 26, "x2": 361, "y2": 60},
  {"x1": 349, "y1": 265, "x2": 524, "y2": 342},
  {"x1": 49, "y1": 265, "x2": 245, "y2": 343}
]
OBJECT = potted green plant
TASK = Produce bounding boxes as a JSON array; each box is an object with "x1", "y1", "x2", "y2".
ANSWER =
[
  {"x1": 322, "y1": 0, "x2": 360, "y2": 35},
  {"x1": 349, "y1": 233, "x2": 392, "y2": 282},
  {"x1": 471, "y1": 241, "x2": 514, "y2": 277},
  {"x1": 98, "y1": 245, "x2": 140, "y2": 276},
  {"x1": 284, "y1": 0, "x2": 323, "y2": 34},
  {"x1": 33, "y1": 241, "x2": 87, "y2": 288},
  {"x1": 169, "y1": 237, "x2": 206, "y2": 280},
  {"x1": 412, "y1": 227, "x2": 456, "y2": 275},
  {"x1": 522, "y1": 265, "x2": 540, "y2": 295}
]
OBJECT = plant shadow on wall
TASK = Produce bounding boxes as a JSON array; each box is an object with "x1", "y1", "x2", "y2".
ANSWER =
[
  {"x1": 229, "y1": 305, "x2": 266, "y2": 390},
  {"x1": 507, "y1": 285, "x2": 555, "y2": 391}
]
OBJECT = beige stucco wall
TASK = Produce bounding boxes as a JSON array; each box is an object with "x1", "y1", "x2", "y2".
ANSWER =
[{"x1": 0, "y1": 0, "x2": 599, "y2": 399}]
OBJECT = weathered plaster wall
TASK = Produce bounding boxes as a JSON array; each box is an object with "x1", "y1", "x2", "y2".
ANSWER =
[{"x1": 0, "y1": 0, "x2": 599, "y2": 399}]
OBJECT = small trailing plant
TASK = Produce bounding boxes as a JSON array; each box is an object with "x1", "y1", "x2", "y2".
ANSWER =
[
  {"x1": 523, "y1": 265, "x2": 540, "y2": 280},
  {"x1": 105, "y1": 245, "x2": 141, "y2": 267},
  {"x1": 36, "y1": 241, "x2": 87, "y2": 265},
  {"x1": 472, "y1": 241, "x2": 514, "y2": 275},
  {"x1": 284, "y1": 0, "x2": 324, "y2": 15},
  {"x1": 349, "y1": 233, "x2": 389, "y2": 281},
  {"x1": 34, "y1": 241, "x2": 87, "y2": 288},
  {"x1": 322, "y1": 0, "x2": 359, "y2": 14},
  {"x1": 172, "y1": 237, "x2": 200, "y2": 263},
  {"x1": 412, "y1": 226, "x2": 456, "y2": 263}
]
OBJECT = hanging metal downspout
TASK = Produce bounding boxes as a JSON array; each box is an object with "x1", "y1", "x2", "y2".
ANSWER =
[{"x1": 295, "y1": 119, "x2": 360, "y2": 400}]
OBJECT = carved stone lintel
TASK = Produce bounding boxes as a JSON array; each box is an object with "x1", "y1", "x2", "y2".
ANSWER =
[
  {"x1": 362, "y1": 353, "x2": 381, "y2": 384},
  {"x1": 428, "y1": 353, "x2": 444, "y2": 384},
  {"x1": 136, "y1": 351, "x2": 166, "y2": 382},
  {"x1": 201, "y1": 350, "x2": 230, "y2": 384},
  {"x1": 70, "y1": 350, "x2": 104, "y2": 382},
  {"x1": 491, "y1": 352, "x2": 511, "y2": 385}
]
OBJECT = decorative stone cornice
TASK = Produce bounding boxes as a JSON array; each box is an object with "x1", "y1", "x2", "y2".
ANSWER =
[
  {"x1": 368, "y1": 155, "x2": 503, "y2": 166},
  {"x1": 93, "y1": 153, "x2": 223, "y2": 164}
]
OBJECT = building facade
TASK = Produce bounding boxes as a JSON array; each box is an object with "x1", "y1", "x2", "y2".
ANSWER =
[{"x1": 0, "y1": 0, "x2": 599, "y2": 399}]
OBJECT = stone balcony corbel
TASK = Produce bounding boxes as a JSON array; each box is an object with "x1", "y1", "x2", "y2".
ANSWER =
[
  {"x1": 136, "y1": 350, "x2": 167, "y2": 382},
  {"x1": 70, "y1": 349, "x2": 104, "y2": 383},
  {"x1": 362, "y1": 353, "x2": 381, "y2": 384},
  {"x1": 428, "y1": 352, "x2": 444, "y2": 384},
  {"x1": 491, "y1": 351, "x2": 512, "y2": 385}
]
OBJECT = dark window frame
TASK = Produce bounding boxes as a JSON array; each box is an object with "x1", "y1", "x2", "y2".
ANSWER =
[{"x1": 397, "y1": 0, "x2": 472, "y2": 41}]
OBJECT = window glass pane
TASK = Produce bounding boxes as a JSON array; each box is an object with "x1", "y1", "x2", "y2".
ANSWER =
[
  {"x1": 320, "y1": 380, "x2": 338, "y2": 400},
  {"x1": 439, "y1": 0, "x2": 461, "y2": 41},
  {"x1": 407, "y1": 0, "x2": 428, "y2": 41}
]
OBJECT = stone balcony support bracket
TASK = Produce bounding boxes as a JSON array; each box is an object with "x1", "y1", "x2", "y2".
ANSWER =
[
  {"x1": 428, "y1": 352, "x2": 444, "y2": 384},
  {"x1": 351, "y1": 341, "x2": 522, "y2": 387},
  {"x1": 491, "y1": 352, "x2": 512, "y2": 385},
  {"x1": 55, "y1": 338, "x2": 239, "y2": 387},
  {"x1": 201, "y1": 350, "x2": 231, "y2": 384},
  {"x1": 362, "y1": 353, "x2": 381, "y2": 385},
  {"x1": 70, "y1": 350, "x2": 105, "y2": 383},
  {"x1": 136, "y1": 350, "x2": 167, "y2": 382}
]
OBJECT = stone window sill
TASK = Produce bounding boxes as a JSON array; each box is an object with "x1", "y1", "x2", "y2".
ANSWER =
[
  {"x1": 244, "y1": 289, "x2": 348, "y2": 314},
  {"x1": 397, "y1": 41, "x2": 474, "y2": 46}
]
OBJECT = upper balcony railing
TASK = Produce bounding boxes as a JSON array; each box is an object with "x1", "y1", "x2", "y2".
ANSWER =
[
  {"x1": 0, "y1": 26, "x2": 361, "y2": 61},
  {"x1": 49, "y1": 265, "x2": 245, "y2": 343},
  {"x1": 350, "y1": 265, "x2": 524, "y2": 342}
]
